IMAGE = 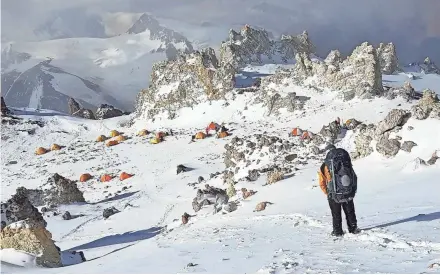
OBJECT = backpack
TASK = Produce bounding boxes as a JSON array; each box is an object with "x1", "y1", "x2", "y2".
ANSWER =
[{"x1": 324, "y1": 148, "x2": 357, "y2": 203}]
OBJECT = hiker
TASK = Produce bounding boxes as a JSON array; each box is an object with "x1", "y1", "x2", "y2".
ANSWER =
[
  {"x1": 205, "y1": 122, "x2": 221, "y2": 135},
  {"x1": 318, "y1": 145, "x2": 359, "y2": 236}
]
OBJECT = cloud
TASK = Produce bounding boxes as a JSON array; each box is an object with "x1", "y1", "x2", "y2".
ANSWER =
[{"x1": 1, "y1": 0, "x2": 439, "y2": 63}]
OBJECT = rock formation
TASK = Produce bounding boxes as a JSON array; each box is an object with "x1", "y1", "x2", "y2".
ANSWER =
[
  {"x1": 42, "y1": 173, "x2": 86, "y2": 206},
  {"x1": 0, "y1": 219, "x2": 62, "y2": 267},
  {"x1": 219, "y1": 25, "x2": 314, "y2": 69},
  {"x1": 1, "y1": 96, "x2": 10, "y2": 116},
  {"x1": 292, "y1": 42, "x2": 383, "y2": 100},
  {"x1": 135, "y1": 48, "x2": 235, "y2": 119},
  {"x1": 411, "y1": 89, "x2": 440, "y2": 120},
  {"x1": 68, "y1": 98, "x2": 96, "y2": 119},
  {"x1": 1, "y1": 188, "x2": 46, "y2": 229},
  {"x1": 95, "y1": 104, "x2": 124, "y2": 120},
  {"x1": 376, "y1": 43, "x2": 399, "y2": 74}
]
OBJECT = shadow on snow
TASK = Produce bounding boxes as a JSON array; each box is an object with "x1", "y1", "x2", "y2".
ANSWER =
[{"x1": 364, "y1": 211, "x2": 440, "y2": 230}]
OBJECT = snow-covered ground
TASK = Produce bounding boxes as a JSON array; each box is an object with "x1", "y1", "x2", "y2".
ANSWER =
[{"x1": 1, "y1": 65, "x2": 440, "y2": 273}]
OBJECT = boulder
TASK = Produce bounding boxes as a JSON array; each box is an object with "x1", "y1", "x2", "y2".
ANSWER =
[
  {"x1": 1, "y1": 188, "x2": 46, "y2": 229},
  {"x1": 222, "y1": 201, "x2": 238, "y2": 213},
  {"x1": 95, "y1": 104, "x2": 124, "y2": 120},
  {"x1": 0, "y1": 219, "x2": 61, "y2": 267},
  {"x1": 103, "y1": 207, "x2": 120, "y2": 219},
  {"x1": 62, "y1": 211, "x2": 72, "y2": 220},
  {"x1": 376, "y1": 43, "x2": 399, "y2": 74},
  {"x1": 401, "y1": 141, "x2": 417, "y2": 152},
  {"x1": 352, "y1": 124, "x2": 376, "y2": 159},
  {"x1": 43, "y1": 174, "x2": 86, "y2": 206},
  {"x1": 266, "y1": 169, "x2": 284, "y2": 185},
  {"x1": 375, "y1": 109, "x2": 411, "y2": 136},
  {"x1": 376, "y1": 137, "x2": 401, "y2": 158},
  {"x1": 427, "y1": 152, "x2": 439, "y2": 165}
]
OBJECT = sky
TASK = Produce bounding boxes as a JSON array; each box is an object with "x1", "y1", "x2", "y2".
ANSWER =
[{"x1": 1, "y1": 0, "x2": 440, "y2": 64}]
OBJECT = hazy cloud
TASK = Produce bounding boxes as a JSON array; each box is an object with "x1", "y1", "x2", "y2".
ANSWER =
[{"x1": 1, "y1": 0, "x2": 439, "y2": 63}]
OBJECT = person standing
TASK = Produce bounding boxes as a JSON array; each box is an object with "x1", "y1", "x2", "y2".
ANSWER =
[{"x1": 318, "y1": 145, "x2": 359, "y2": 236}]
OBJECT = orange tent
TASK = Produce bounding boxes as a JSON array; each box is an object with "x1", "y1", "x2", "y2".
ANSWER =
[
  {"x1": 100, "y1": 174, "x2": 113, "y2": 182},
  {"x1": 291, "y1": 127, "x2": 303, "y2": 137},
  {"x1": 80, "y1": 173, "x2": 92, "y2": 182},
  {"x1": 217, "y1": 131, "x2": 229, "y2": 138},
  {"x1": 120, "y1": 172, "x2": 133, "y2": 181},
  {"x1": 195, "y1": 132, "x2": 206, "y2": 139}
]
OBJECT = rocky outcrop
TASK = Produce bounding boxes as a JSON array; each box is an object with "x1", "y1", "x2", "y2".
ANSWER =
[
  {"x1": 95, "y1": 104, "x2": 123, "y2": 120},
  {"x1": 219, "y1": 25, "x2": 314, "y2": 69},
  {"x1": 384, "y1": 82, "x2": 418, "y2": 101},
  {"x1": 254, "y1": 86, "x2": 310, "y2": 115},
  {"x1": 192, "y1": 185, "x2": 229, "y2": 213},
  {"x1": 42, "y1": 174, "x2": 85, "y2": 206},
  {"x1": 1, "y1": 188, "x2": 46, "y2": 230},
  {"x1": 376, "y1": 43, "x2": 399, "y2": 74},
  {"x1": 68, "y1": 98, "x2": 81, "y2": 115},
  {"x1": 0, "y1": 219, "x2": 62, "y2": 267},
  {"x1": 135, "y1": 48, "x2": 235, "y2": 119},
  {"x1": 411, "y1": 90, "x2": 440, "y2": 120},
  {"x1": 73, "y1": 108, "x2": 96, "y2": 120},
  {"x1": 1, "y1": 96, "x2": 10, "y2": 116},
  {"x1": 224, "y1": 135, "x2": 302, "y2": 183},
  {"x1": 352, "y1": 124, "x2": 376, "y2": 159},
  {"x1": 292, "y1": 42, "x2": 383, "y2": 100},
  {"x1": 408, "y1": 57, "x2": 440, "y2": 74},
  {"x1": 375, "y1": 109, "x2": 411, "y2": 136}
]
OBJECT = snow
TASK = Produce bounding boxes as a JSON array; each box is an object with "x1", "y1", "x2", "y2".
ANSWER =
[
  {"x1": 156, "y1": 82, "x2": 179, "y2": 97},
  {"x1": 1, "y1": 66, "x2": 440, "y2": 273},
  {"x1": 0, "y1": 249, "x2": 37, "y2": 268}
]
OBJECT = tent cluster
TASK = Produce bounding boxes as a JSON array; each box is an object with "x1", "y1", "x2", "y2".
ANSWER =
[
  {"x1": 191, "y1": 122, "x2": 230, "y2": 142},
  {"x1": 35, "y1": 144, "x2": 63, "y2": 155},
  {"x1": 79, "y1": 172, "x2": 133, "y2": 183}
]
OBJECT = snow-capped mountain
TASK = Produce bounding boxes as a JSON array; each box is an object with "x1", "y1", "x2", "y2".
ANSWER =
[
  {"x1": 127, "y1": 13, "x2": 193, "y2": 54},
  {"x1": 1, "y1": 58, "x2": 119, "y2": 113},
  {"x1": 1, "y1": 14, "x2": 195, "y2": 114}
]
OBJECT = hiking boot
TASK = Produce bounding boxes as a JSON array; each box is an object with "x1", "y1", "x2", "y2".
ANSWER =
[
  {"x1": 331, "y1": 230, "x2": 344, "y2": 237},
  {"x1": 349, "y1": 227, "x2": 361, "y2": 234}
]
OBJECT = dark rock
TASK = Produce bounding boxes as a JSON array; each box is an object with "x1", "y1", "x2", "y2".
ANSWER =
[
  {"x1": 376, "y1": 137, "x2": 401, "y2": 157},
  {"x1": 103, "y1": 207, "x2": 120, "y2": 219},
  {"x1": 407, "y1": 126, "x2": 414, "y2": 131},
  {"x1": 73, "y1": 108, "x2": 96, "y2": 120},
  {"x1": 44, "y1": 173, "x2": 85, "y2": 206},
  {"x1": 62, "y1": 211, "x2": 72, "y2": 220},
  {"x1": 95, "y1": 104, "x2": 124, "y2": 120},
  {"x1": 197, "y1": 176, "x2": 204, "y2": 184},
  {"x1": 177, "y1": 164, "x2": 191, "y2": 174},
  {"x1": 401, "y1": 141, "x2": 417, "y2": 152},
  {"x1": 68, "y1": 98, "x2": 81, "y2": 116},
  {"x1": 0, "y1": 188, "x2": 47, "y2": 229},
  {"x1": 1, "y1": 96, "x2": 10, "y2": 116},
  {"x1": 246, "y1": 169, "x2": 260, "y2": 181}
]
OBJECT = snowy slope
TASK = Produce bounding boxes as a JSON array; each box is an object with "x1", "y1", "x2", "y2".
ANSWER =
[{"x1": 1, "y1": 68, "x2": 440, "y2": 273}]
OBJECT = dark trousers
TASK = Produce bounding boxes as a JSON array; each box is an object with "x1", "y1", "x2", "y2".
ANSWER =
[{"x1": 328, "y1": 198, "x2": 357, "y2": 233}]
